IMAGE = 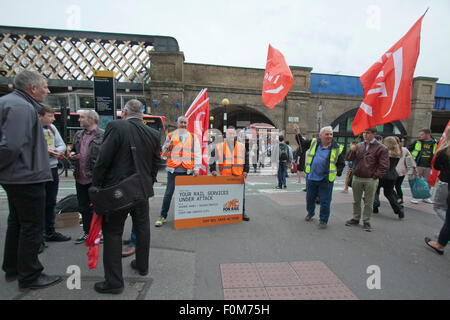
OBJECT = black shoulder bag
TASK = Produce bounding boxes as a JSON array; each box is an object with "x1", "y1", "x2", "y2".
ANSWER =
[{"x1": 88, "y1": 121, "x2": 147, "y2": 215}]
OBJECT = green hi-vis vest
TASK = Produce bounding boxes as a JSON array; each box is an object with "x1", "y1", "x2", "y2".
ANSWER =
[
  {"x1": 411, "y1": 140, "x2": 437, "y2": 161},
  {"x1": 305, "y1": 138, "x2": 344, "y2": 182}
]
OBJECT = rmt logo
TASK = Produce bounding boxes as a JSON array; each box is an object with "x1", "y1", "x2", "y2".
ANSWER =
[{"x1": 223, "y1": 199, "x2": 240, "y2": 212}]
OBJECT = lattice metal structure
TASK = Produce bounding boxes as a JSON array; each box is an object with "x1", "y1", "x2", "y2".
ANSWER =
[{"x1": 0, "y1": 26, "x2": 179, "y2": 83}]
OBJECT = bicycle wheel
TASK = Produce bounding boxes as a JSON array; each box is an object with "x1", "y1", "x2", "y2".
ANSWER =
[{"x1": 57, "y1": 157, "x2": 67, "y2": 176}]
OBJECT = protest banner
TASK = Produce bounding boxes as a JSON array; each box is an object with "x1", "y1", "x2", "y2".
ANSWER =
[{"x1": 174, "y1": 175, "x2": 244, "y2": 230}]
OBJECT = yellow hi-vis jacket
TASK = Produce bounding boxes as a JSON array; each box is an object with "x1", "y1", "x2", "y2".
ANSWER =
[{"x1": 305, "y1": 138, "x2": 344, "y2": 182}]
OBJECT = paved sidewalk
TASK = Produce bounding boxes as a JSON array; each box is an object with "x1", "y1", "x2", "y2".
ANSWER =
[{"x1": 1, "y1": 172, "x2": 449, "y2": 300}]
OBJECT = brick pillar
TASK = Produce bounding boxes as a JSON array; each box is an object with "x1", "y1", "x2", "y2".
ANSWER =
[{"x1": 406, "y1": 77, "x2": 438, "y2": 144}]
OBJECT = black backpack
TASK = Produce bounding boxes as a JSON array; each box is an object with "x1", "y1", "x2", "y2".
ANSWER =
[
  {"x1": 279, "y1": 143, "x2": 289, "y2": 161},
  {"x1": 55, "y1": 194, "x2": 79, "y2": 213}
]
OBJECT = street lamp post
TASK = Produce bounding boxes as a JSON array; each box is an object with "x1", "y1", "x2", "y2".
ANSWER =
[{"x1": 222, "y1": 98, "x2": 229, "y2": 133}]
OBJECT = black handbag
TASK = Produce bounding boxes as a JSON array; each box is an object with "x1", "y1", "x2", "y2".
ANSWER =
[{"x1": 88, "y1": 121, "x2": 147, "y2": 216}]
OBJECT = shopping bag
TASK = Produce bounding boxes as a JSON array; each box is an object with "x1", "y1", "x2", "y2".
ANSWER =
[
  {"x1": 408, "y1": 177, "x2": 432, "y2": 199},
  {"x1": 291, "y1": 162, "x2": 297, "y2": 173}
]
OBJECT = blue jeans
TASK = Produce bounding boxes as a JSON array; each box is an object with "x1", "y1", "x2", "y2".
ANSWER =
[
  {"x1": 277, "y1": 162, "x2": 287, "y2": 187},
  {"x1": 438, "y1": 206, "x2": 450, "y2": 247},
  {"x1": 160, "y1": 171, "x2": 188, "y2": 219},
  {"x1": 306, "y1": 178, "x2": 334, "y2": 223},
  {"x1": 129, "y1": 225, "x2": 136, "y2": 247}
]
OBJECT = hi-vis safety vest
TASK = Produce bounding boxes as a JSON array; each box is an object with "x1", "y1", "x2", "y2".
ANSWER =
[
  {"x1": 166, "y1": 132, "x2": 196, "y2": 170},
  {"x1": 411, "y1": 140, "x2": 437, "y2": 161},
  {"x1": 216, "y1": 141, "x2": 245, "y2": 176},
  {"x1": 304, "y1": 138, "x2": 344, "y2": 182}
]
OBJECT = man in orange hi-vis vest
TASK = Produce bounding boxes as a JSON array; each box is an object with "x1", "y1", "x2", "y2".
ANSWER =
[
  {"x1": 155, "y1": 116, "x2": 202, "y2": 227},
  {"x1": 210, "y1": 126, "x2": 250, "y2": 221}
]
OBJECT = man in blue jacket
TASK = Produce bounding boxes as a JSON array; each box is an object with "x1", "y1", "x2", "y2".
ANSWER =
[
  {"x1": 0, "y1": 70, "x2": 62, "y2": 291},
  {"x1": 294, "y1": 125, "x2": 345, "y2": 229}
]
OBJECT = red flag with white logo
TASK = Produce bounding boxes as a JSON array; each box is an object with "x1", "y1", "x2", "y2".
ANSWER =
[
  {"x1": 352, "y1": 13, "x2": 426, "y2": 136},
  {"x1": 185, "y1": 89, "x2": 209, "y2": 175},
  {"x1": 262, "y1": 44, "x2": 294, "y2": 109},
  {"x1": 428, "y1": 120, "x2": 450, "y2": 187}
]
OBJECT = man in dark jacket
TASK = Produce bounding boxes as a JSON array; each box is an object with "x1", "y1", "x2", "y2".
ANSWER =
[
  {"x1": 91, "y1": 99, "x2": 160, "y2": 294},
  {"x1": 70, "y1": 110, "x2": 104, "y2": 244},
  {"x1": 345, "y1": 127, "x2": 389, "y2": 232},
  {"x1": 295, "y1": 125, "x2": 345, "y2": 229},
  {"x1": 0, "y1": 70, "x2": 61, "y2": 290}
]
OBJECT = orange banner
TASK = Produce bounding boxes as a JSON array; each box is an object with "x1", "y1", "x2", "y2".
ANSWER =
[{"x1": 174, "y1": 175, "x2": 244, "y2": 230}]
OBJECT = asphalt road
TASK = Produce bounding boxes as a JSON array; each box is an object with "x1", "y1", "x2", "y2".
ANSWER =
[{"x1": 0, "y1": 168, "x2": 449, "y2": 301}]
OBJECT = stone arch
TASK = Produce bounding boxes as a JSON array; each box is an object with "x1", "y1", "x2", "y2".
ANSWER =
[{"x1": 209, "y1": 104, "x2": 277, "y2": 130}]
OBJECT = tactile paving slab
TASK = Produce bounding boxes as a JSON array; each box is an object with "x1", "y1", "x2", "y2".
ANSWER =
[
  {"x1": 220, "y1": 263, "x2": 264, "y2": 289},
  {"x1": 220, "y1": 261, "x2": 357, "y2": 300},
  {"x1": 255, "y1": 262, "x2": 302, "y2": 287},
  {"x1": 265, "y1": 284, "x2": 358, "y2": 300},
  {"x1": 223, "y1": 287, "x2": 270, "y2": 300},
  {"x1": 290, "y1": 261, "x2": 342, "y2": 285}
]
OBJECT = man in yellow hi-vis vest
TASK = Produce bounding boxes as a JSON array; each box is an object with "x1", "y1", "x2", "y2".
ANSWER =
[
  {"x1": 407, "y1": 128, "x2": 437, "y2": 204},
  {"x1": 294, "y1": 124, "x2": 345, "y2": 229},
  {"x1": 210, "y1": 127, "x2": 250, "y2": 221}
]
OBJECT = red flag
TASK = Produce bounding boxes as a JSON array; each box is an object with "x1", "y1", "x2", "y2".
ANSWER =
[
  {"x1": 85, "y1": 212, "x2": 103, "y2": 269},
  {"x1": 428, "y1": 120, "x2": 450, "y2": 187},
  {"x1": 185, "y1": 89, "x2": 209, "y2": 175},
  {"x1": 352, "y1": 13, "x2": 425, "y2": 136},
  {"x1": 262, "y1": 44, "x2": 293, "y2": 109}
]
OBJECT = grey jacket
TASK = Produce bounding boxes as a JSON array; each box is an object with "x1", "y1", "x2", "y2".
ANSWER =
[{"x1": 0, "y1": 89, "x2": 52, "y2": 184}]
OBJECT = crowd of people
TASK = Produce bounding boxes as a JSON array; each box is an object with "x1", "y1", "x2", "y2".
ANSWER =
[{"x1": 1, "y1": 70, "x2": 448, "y2": 295}]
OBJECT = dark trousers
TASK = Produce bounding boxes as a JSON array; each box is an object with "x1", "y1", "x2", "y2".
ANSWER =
[
  {"x1": 438, "y1": 206, "x2": 450, "y2": 247},
  {"x1": 44, "y1": 168, "x2": 59, "y2": 236},
  {"x1": 277, "y1": 162, "x2": 287, "y2": 187},
  {"x1": 374, "y1": 179, "x2": 404, "y2": 214},
  {"x1": 306, "y1": 178, "x2": 334, "y2": 223},
  {"x1": 394, "y1": 175, "x2": 406, "y2": 202},
  {"x1": 102, "y1": 202, "x2": 150, "y2": 288},
  {"x1": 1, "y1": 183, "x2": 45, "y2": 285},
  {"x1": 160, "y1": 171, "x2": 188, "y2": 219},
  {"x1": 76, "y1": 182, "x2": 93, "y2": 234}
]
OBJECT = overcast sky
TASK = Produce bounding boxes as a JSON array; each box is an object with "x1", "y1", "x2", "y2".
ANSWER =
[{"x1": 2, "y1": 0, "x2": 449, "y2": 83}]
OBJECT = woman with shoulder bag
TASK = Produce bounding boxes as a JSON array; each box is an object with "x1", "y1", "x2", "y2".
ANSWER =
[
  {"x1": 425, "y1": 127, "x2": 450, "y2": 255},
  {"x1": 374, "y1": 136, "x2": 405, "y2": 219},
  {"x1": 394, "y1": 136, "x2": 416, "y2": 205}
]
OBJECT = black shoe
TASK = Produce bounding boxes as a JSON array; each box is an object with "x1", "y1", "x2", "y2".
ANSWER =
[
  {"x1": 243, "y1": 214, "x2": 250, "y2": 221},
  {"x1": 305, "y1": 214, "x2": 314, "y2": 222},
  {"x1": 283, "y1": 185, "x2": 287, "y2": 189},
  {"x1": 38, "y1": 242, "x2": 46, "y2": 254},
  {"x1": 45, "y1": 232, "x2": 71, "y2": 242},
  {"x1": 74, "y1": 233, "x2": 89, "y2": 244},
  {"x1": 275, "y1": 186, "x2": 282, "y2": 189},
  {"x1": 373, "y1": 207, "x2": 379, "y2": 214},
  {"x1": 19, "y1": 273, "x2": 62, "y2": 291},
  {"x1": 94, "y1": 281, "x2": 124, "y2": 294},
  {"x1": 424, "y1": 237, "x2": 444, "y2": 255},
  {"x1": 131, "y1": 260, "x2": 148, "y2": 276},
  {"x1": 398, "y1": 210, "x2": 404, "y2": 219}
]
